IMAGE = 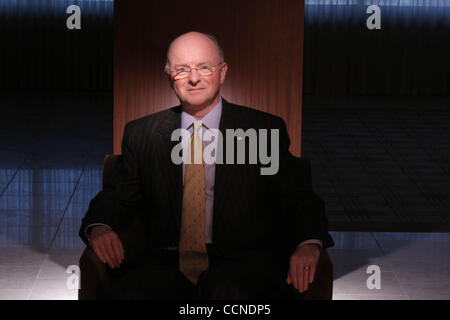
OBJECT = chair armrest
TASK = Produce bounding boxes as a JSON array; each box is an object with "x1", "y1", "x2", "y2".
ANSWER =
[
  {"x1": 78, "y1": 245, "x2": 110, "y2": 300},
  {"x1": 291, "y1": 249, "x2": 334, "y2": 300},
  {"x1": 78, "y1": 214, "x2": 147, "y2": 300}
]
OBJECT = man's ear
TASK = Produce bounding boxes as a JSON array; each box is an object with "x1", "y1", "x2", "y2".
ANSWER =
[{"x1": 219, "y1": 62, "x2": 228, "y2": 85}]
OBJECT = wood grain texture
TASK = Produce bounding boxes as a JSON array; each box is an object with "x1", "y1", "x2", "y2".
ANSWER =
[{"x1": 114, "y1": 0, "x2": 304, "y2": 156}]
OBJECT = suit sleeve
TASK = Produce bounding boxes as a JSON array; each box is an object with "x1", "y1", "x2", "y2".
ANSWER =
[
  {"x1": 79, "y1": 122, "x2": 145, "y2": 245},
  {"x1": 271, "y1": 117, "x2": 334, "y2": 250}
]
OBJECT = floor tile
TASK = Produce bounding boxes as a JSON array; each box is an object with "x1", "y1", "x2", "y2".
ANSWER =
[
  {"x1": 0, "y1": 266, "x2": 40, "y2": 290},
  {"x1": 402, "y1": 282, "x2": 450, "y2": 300},
  {"x1": 38, "y1": 248, "x2": 84, "y2": 279},
  {"x1": 332, "y1": 269, "x2": 407, "y2": 296},
  {"x1": 0, "y1": 290, "x2": 31, "y2": 300},
  {"x1": 389, "y1": 260, "x2": 450, "y2": 284},
  {"x1": 29, "y1": 279, "x2": 78, "y2": 300}
]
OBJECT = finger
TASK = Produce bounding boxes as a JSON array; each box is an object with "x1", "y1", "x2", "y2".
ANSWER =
[
  {"x1": 91, "y1": 242, "x2": 106, "y2": 264},
  {"x1": 117, "y1": 237, "x2": 125, "y2": 261},
  {"x1": 111, "y1": 237, "x2": 124, "y2": 266},
  {"x1": 303, "y1": 266, "x2": 309, "y2": 292},
  {"x1": 93, "y1": 239, "x2": 110, "y2": 265},
  {"x1": 286, "y1": 273, "x2": 292, "y2": 284},
  {"x1": 105, "y1": 237, "x2": 119, "y2": 267},
  {"x1": 99, "y1": 240, "x2": 115, "y2": 268},
  {"x1": 309, "y1": 263, "x2": 317, "y2": 284},
  {"x1": 108, "y1": 237, "x2": 120, "y2": 266},
  {"x1": 297, "y1": 266, "x2": 303, "y2": 293},
  {"x1": 289, "y1": 260, "x2": 297, "y2": 288},
  {"x1": 111, "y1": 236, "x2": 124, "y2": 264}
]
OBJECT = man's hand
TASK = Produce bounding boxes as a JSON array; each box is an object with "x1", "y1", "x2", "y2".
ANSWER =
[
  {"x1": 286, "y1": 243, "x2": 321, "y2": 293},
  {"x1": 89, "y1": 226, "x2": 125, "y2": 269}
]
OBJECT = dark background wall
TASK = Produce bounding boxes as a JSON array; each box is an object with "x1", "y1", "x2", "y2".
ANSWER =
[
  {"x1": 0, "y1": 0, "x2": 113, "y2": 91},
  {"x1": 1, "y1": 1, "x2": 449, "y2": 96},
  {"x1": 303, "y1": 3, "x2": 450, "y2": 96}
]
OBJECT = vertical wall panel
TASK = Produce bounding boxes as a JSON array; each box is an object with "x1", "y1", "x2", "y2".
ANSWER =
[
  {"x1": 303, "y1": 2, "x2": 450, "y2": 96},
  {"x1": 114, "y1": 0, "x2": 304, "y2": 156},
  {"x1": 0, "y1": 0, "x2": 113, "y2": 91}
]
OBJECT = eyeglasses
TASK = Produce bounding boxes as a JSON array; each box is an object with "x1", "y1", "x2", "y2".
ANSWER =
[{"x1": 170, "y1": 62, "x2": 223, "y2": 80}]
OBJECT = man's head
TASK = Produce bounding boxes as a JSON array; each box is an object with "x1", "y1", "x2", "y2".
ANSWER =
[{"x1": 165, "y1": 32, "x2": 228, "y2": 114}]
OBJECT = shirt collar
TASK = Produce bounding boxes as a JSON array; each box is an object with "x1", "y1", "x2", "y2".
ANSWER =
[{"x1": 181, "y1": 97, "x2": 222, "y2": 131}]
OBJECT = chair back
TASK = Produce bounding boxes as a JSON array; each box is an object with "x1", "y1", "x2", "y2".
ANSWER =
[
  {"x1": 296, "y1": 157, "x2": 312, "y2": 187},
  {"x1": 102, "y1": 154, "x2": 120, "y2": 189}
]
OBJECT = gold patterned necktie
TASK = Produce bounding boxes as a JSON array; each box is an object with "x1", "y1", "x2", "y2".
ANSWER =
[{"x1": 179, "y1": 120, "x2": 209, "y2": 285}]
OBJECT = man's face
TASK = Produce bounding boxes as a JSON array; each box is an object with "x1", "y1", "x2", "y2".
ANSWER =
[{"x1": 167, "y1": 33, "x2": 227, "y2": 110}]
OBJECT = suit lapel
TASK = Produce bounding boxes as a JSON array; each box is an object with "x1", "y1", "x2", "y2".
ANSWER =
[
  {"x1": 212, "y1": 99, "x2": 241, "y2": 233},
  {"x1": 156, "y1": 105, "x2": 183, "y2": 231}
]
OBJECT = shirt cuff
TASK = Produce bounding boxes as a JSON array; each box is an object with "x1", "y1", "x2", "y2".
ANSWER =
[{"x1": 296, "y1": 239, "x2": 322, "y2": 251}]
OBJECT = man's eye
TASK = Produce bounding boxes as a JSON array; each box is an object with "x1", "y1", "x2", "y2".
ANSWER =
[
  {"x1": 200, "y1": 65, "x2": 210, "y2": 70},
  {"x1": 176, "y1": 67, "x2": 187, "y2": 73}
]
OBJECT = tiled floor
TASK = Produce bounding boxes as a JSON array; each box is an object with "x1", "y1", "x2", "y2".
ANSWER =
[
  {"x1": 329, "y1": 232, "x2": 450, "y2": 300},
  {"x1": 0, "y1": 91, "x2": 449, "y2": 300},
  {"x1": 1, "y1": 232, "x2": 450, "y2": 300}
]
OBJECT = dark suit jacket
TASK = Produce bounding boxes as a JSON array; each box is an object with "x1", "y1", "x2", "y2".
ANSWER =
[{"x1": 80, "y1": 99, "x2": 334, "y2": 274}]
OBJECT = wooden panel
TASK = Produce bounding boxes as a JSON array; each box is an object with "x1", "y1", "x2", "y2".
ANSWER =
[{"x1": 114, "y1": 0, "x2": 304, "y2": 156}]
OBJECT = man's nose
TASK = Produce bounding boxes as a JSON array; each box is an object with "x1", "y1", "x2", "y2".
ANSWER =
[{"x1": 187, "y1": 68, "x2": 201, "y2": 85}]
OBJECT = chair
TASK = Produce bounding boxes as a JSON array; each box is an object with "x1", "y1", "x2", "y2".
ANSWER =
[{"x1": 78, "y1": 155, "x2": 333, "y2": 300}]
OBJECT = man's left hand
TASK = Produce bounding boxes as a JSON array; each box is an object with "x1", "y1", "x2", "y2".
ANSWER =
[{"x1": 286, "y1": 244, "x2": 321, "y2": 293}]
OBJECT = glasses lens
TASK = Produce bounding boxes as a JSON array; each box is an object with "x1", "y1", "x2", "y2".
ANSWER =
[
  {"x1": 174, "y1": 71, "x2": 189, "y2": 80},
  {"x1": 198, "y1": 65, "x2": 213, "y2": 76},
  {"x1": 173, "y1": 64, "x2": 218, "y2": 80}
]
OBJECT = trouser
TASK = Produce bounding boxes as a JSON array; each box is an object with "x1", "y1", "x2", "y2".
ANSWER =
[{"x1": 105, "y1": 244, "x2": 288, "y2": 300}]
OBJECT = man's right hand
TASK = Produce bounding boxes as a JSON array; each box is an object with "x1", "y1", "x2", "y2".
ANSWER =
[{"x1": 89, "y1": 226, "x2": 125, "y2": 269}]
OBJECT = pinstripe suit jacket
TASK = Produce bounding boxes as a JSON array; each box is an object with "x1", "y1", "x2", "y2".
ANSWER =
[{"x1": 80, "y1": 99, "x2": 333, "y2": 268}]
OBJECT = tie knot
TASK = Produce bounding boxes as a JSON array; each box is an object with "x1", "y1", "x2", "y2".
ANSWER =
[{"x1": 193, "y1": 121, "x2": 202, "y2": 130}]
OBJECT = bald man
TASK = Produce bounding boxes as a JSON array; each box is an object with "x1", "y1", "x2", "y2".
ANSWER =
[{"x1": 80, "y1": 32, "x2": 334, "y2": 299}]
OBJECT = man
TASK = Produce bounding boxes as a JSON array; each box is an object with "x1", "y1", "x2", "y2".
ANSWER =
[{"x1": 80, "y1": 31, "x2": 334, "y2": 299}]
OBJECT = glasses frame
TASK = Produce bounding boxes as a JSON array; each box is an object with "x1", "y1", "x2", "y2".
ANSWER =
[{"x1": 169, "y1": 62, "x2": 224, "y2": 81}]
